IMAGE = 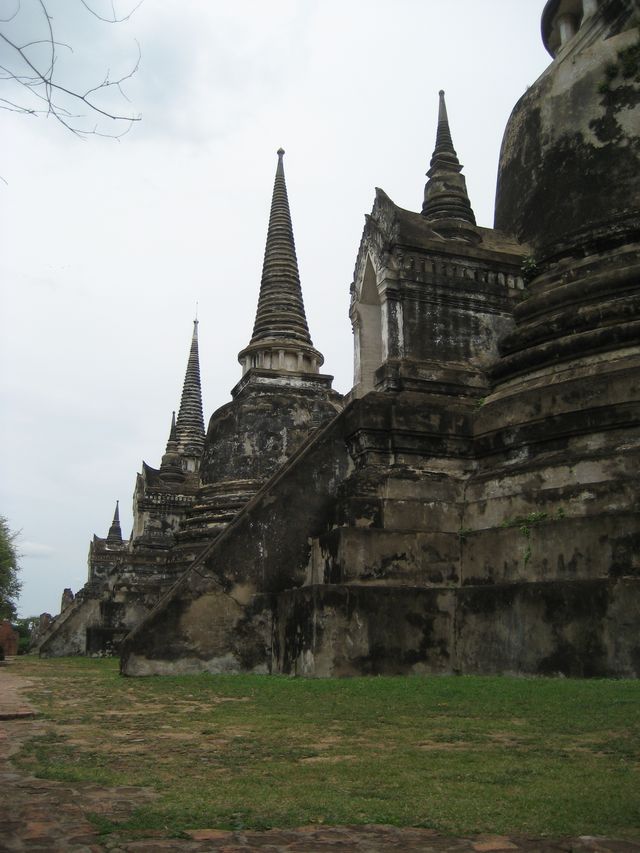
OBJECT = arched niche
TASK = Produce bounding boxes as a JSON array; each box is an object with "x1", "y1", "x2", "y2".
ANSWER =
[{"x1": 353, "y1": 255, "x2": 383, "y2": 393}]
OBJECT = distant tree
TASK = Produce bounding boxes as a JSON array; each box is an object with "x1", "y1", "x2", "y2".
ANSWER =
[
  {"x1": 14, "y1": 616, "x2": 38, "y2": 653},
  {"x1": 0, "y1": 516, "x2": 21, "y2": 621},
  {"x1": 0, "y1": 0, "x2": 141, "y2": 137}
]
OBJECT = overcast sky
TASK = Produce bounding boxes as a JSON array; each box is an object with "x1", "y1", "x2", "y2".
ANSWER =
[{"x1": 1, "y1": 0, "x2": 550, "y2": 618}]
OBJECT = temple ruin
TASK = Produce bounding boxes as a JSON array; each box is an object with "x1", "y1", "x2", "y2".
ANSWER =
[{"x1": 44, "y1": 0, "x2": 640, "y2": 678}]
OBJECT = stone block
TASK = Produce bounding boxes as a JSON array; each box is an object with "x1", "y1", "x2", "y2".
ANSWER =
[{"x1": 274, "y1": 584, "x2": 455, "y2": 677}]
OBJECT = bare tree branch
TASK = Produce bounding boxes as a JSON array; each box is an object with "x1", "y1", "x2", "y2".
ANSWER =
[
  {"x1": 79, "y1": 0, "x2": 143, "y2": 24},
  {"x1": 0, "y1": 2, "x2": 20, "y2": 24},
  {"x1": 0, "y1": 0, "x2": 142, "y2": 137},
  {"x1": 18, "y1": 39, "x2": 73, "y2": 54},
  {"x1": 0, "y1": 96, "x2": 37, "y2": 113}
]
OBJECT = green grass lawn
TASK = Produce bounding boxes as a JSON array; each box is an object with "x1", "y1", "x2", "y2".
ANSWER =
[{"x1": 10, "y1": 656, "x2": 640, "y2": 839}]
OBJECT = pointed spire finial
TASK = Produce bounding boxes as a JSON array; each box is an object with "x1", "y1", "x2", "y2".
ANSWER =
[
  {"x1": 175, "y1": 321, "x2": 205, "y2": 464},
  {"x1": 244, "y1": 148, "x2": 315, "y2": 349},
  {"x1": 160, "y1": 411, "x2": 184, "y2": 482},
  {"x1": 106, "y1": 500, "x2": 123, "y2": 545},
  {"x1": 169, "y1": 410, "x2": 177, "y2": 444},
  {"x1": 434, "y1": 90, "x2": 455, "y2": 156},
  {"x1": 236, "y1": 149, "x2": 325, "y2": 382},
  {"x1": 421, "y1": 90, "x2": 476, "y2": 228}
]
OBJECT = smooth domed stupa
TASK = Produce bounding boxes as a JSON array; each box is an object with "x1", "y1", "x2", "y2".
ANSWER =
[{"x1": 496, "y1": 0, "x2": 640, "y2": 257}]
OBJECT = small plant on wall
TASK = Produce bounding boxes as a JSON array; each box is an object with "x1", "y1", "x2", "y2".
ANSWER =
[{"x1": 521, "y1": 255, "x2": 539, "y2": 283}]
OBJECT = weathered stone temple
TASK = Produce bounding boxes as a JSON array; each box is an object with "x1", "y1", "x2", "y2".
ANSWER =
[
  {"x1": 39, "y1": 151, "x2": 342, "y2": 656},
  {"x1": 118, "y1": 0, "x2": 640, "y2": 678},
  {"x1": 50, "y1": 0, "x2": 640, "y2": 677},
  {"x1": 38, "y1": 324, "x2": 207, "y2": 656}
]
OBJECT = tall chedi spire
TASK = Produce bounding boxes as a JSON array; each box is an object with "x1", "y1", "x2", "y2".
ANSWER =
[
  {"x1": 179, "y1": 146, "x2": 340, "y2": 551},
  {"x1": 238, "y1": 149, "x2": 324, "y2": 377},
  {"x1": 106, "y1": 501, "x2": 123, "y2": 546},
  {"x1": 422, "y1": 91, "x2": 477, "y2": 240},
  {"x1": 175, "y1": 320, "x2": 205, "y2": 471}
]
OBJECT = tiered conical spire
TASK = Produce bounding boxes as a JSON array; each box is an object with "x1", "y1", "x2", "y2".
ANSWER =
[
  {"x1": 249, "y1": 148, "x2": 313, "y2": 346},
  {"x1": 160, "y1": 412, "x2": 184, "y2": 482},
  {"x1": 106, "y1": 501, "x2": 123, "y2": 545},
  {"x1": 237, "y1": 149, "x2": 324, "y2": 379},
  {"x1": 168, "y1": 410, "x2": 178, "y2": 445},
  {"x1": 176, "y1": 320, "x2": 205, "y2": 460},
  {"x1": 421, "y1": 90, "x2": 476, "y2": 226}
]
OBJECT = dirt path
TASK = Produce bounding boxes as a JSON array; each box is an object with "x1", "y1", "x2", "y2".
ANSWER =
[{"x1": 1, "y1": 663, "x2": 638, "y2": 852}]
